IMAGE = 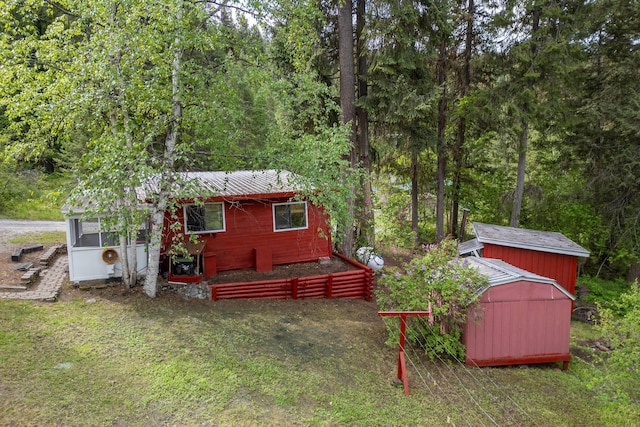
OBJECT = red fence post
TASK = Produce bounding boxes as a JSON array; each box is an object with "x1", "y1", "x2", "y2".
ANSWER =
[
  {"x1": 378, "y1": 311, "x2": 431, "y2": 396},
  {"x1": 292, "y1": 278, "x2": 299, "y2": 299},
  {"x1": 326, "y1": 274, "x2": 333, "y2": 299},
  {"x1": 366, "y1": 269, "x2": 374, "y2": 301}
]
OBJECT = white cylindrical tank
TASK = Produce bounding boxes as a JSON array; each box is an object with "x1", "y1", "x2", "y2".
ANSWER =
[{"x1": 355, "y1": 247, "x2": 384, "y2": 271}]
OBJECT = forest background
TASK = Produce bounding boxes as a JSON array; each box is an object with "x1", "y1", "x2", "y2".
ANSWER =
[{"x1": 0, "y1": 0, "x2": 638, "y2": 284}]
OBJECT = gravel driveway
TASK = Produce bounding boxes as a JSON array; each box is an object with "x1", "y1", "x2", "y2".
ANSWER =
[{"x1": 0, "y1": 219, "x2": 66, "y2": 243}]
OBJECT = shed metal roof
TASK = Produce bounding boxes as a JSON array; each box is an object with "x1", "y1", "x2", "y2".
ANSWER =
[
  {"x1": 458, "y1": 238, "x2": 483, "y2": 256},
  {"x1": 459, "y1": 222, "x2": 589, "y2": 258},
  {"x1": 466, "y1": 257, "x2": 575, "y2": 300}
]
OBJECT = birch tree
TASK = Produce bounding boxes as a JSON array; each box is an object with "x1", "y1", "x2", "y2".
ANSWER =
[{"x1": 0, "y1": 0, "x2": 236, "y2": 295}]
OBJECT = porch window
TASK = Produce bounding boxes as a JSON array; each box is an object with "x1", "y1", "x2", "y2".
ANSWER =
[
  {"x1": 185, "y1": 202, "x2": 225, "y2": 234},
  {"x1": 70, "y1": 218, "x2": 144, "y2": 247},
  {"x1": 273, "y1": 201, "x2": 308, "y2": 231}
]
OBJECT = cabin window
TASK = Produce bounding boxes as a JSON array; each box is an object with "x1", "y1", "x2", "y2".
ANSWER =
[
  {"x1": 185, "y1": 202, "x2": 225, "y2": 234},
  {"x1": 273, "y1": 201, "x2": 308, "y2": 231},
  {"x1": 70, "y1": 217, "x2": 145, "y2": 247}
]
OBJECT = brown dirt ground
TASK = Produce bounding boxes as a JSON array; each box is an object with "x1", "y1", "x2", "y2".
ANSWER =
[
  {"x1": 207, "y1": 257, "x2": 356, "y2": 284},
  {"x1": 0, "y1": 236, "x2": 370, "y2": 298},
  {"x1": 0, "y1": 243, "x2": 49, "y2": 288}
]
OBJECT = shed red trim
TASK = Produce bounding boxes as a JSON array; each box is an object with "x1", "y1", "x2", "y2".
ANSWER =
[{"x1": 466, "y1": 354, "x2": 571, "y2": 370}]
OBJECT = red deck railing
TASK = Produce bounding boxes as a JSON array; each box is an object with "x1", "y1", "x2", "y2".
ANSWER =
[{"x1": 210, "y1": 253, "x2": 374, "y2": 301}]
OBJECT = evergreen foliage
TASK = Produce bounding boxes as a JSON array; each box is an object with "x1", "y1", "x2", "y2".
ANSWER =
[{"x1": 0, "y1": 0, "x2": 639, "y2": 279}]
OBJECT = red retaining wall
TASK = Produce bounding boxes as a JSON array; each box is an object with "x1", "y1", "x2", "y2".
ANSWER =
[{"x1": 210, "y1": 253, "x2": 374, "y2": 301}]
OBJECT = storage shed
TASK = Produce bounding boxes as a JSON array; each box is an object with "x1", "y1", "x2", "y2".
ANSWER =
[
  {"x1": 462, "y1": 258, "x2": 575, "y2": 369},
  {"x1": 459, "y1": 222, "x2": 589, "y2": 295}
]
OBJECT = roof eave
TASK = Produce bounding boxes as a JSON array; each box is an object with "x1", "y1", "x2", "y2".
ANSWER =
[{"x1": 479, "y1": 237, "x2": 590, "y2": 258}]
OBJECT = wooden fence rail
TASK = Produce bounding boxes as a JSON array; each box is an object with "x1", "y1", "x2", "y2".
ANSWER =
[{"x1": 210, "y1": 253, "x2": 374, "y2": 301}]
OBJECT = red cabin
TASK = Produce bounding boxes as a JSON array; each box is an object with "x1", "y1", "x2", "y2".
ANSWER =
[
  {"x1": 462, "y1": 258, "x2": 575, "y2": 369},
  {"x1": 159, "y1": 170, "x2": 332, "y2": 280},
  {"x1": 459, "y1": 222, "x2": 589, "y2": 295},
  {"x1": 156, "y1": 170, "x2": 374, "y2": 300}
]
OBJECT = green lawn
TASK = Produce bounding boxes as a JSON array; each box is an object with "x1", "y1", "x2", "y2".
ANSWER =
[{"x1": 1, "y1": 288, "x2": 636, "y2": 427}]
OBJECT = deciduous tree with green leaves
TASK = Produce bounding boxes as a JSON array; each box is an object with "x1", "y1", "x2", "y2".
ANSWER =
[
  {"x1": 376, "y1": 239, "x2": 488, "y2": 360},
  {"x1": 1, "y1": 0, "x2": 356, "y2": 295}
]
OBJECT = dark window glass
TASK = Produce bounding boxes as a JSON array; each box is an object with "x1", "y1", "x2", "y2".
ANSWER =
[
  {"x1": 186, "y1": 203, "x2": 224, "y2": 233},
  {"x1": 274, "y1": 202, "x2": 307, "y2": 231}
]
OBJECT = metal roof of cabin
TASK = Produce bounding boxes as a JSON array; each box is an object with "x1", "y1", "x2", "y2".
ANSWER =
[
  {"x1": 465, "y1": 257, "x2": 575, "y2": 300},
  {"x1": 180, "y1": 170, "x2": 300, "y2": 197},
  {"x1": 139, "y1": 169, "x2": 303, "y2": 200},
  {"x1": 460, "y1": 222, "x2": 589, "y2": 258},
  {"x1": 63, "y1": 170, "x2": 304, "y2": 215}
]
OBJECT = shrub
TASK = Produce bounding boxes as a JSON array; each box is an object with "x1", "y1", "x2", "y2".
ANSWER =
[
  {"x1": 0, "y1": 167, "x2": 67, "y2": 219},
  {"x1": 376, "y1": 239, "x2": 488, "y2": 360},
  {"x1": 591, "y1": 281, "x2": 640, "y2": 412},
  {"x1": 577, "y1": 276, "x2": 632, "y2": 310}
]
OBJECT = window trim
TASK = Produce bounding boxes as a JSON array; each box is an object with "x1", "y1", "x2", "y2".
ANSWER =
[
  {"x1": 184, "y1": 202, "x2": 226, "y2": 235},
  {"x1": 272, "y1": 201, "x2": 308, "y2": 232}
]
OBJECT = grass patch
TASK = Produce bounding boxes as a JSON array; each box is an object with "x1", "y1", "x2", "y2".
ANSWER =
[
  {"x1": 8, "y1": 231, "x2": 67, "y2": 245},
  {"x1": 0, "y1": 293, "x2": 637, "y2": 426}
]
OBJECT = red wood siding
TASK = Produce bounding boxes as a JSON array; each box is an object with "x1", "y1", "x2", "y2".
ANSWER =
[
  {"x1": 162, "y1": 198, "x2": 332, "y2": 275},
  {"x1": 463, "y1": 280, "x2": 573, "y2": 367},
  {"x1": 210, "y1": 253, "x2": 374, "y2": 301},
  {"x1": 483, "y1": 244, "x2": 578, "y2": 294}
]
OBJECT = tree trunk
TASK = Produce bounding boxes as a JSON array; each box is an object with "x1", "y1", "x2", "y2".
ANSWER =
[
  {"x1": 338, "y1": 0, "x2": 357, "y2": 256},
  {"x1": 411, "y1": 149, "x2": 419, "y2": 240},
  {"x1": 129, "y1": 230, "x2": 138, "y2": 286},
  {"x1": 451, "y1": 0, "x2": 474, "y2": 238},
  {"x1": 144, "y1": 206, "x2": 166, "y2": 298},
  {"x1": 627, "y1": 262, "x2": 640, "y2": 284},
  {"x1": 435, "y1": 39, "x2": 447, "y2": 243},
  {"x1": 119, "y1": 235, "x2": 131, "y2": 288},
  {"x1": 510, "y1": 6, "x2": 539, "y2": 228},
  {"x1": 356, "y1": 0, "x2": 374, "y2": 247},
  {"x1": 510, "y1": 119, "x2": 528, "y2": 227},
  {"x1": 118, "y1": 229, "x2": 137, "y2": 289},
  {"x1": 144, "y1": 3, "x2": 182, "y2": 297}
]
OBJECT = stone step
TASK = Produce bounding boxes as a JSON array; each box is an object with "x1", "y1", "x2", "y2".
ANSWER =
[
  {"x1": 11, "y1": 245, "x2": 44, "y2": 262},
  {"x1": 39, "y1": 247, "x2": 58, "y2": 266},
  {"x1": 0, "y1": 284, "x2": 28, "y2": 291},
  {"x1": 20, "y1": 267, "x2": 42, "y2": 285},
  {"x1": 38, "y1": 244, "x2": 67, "y2": 266}
]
